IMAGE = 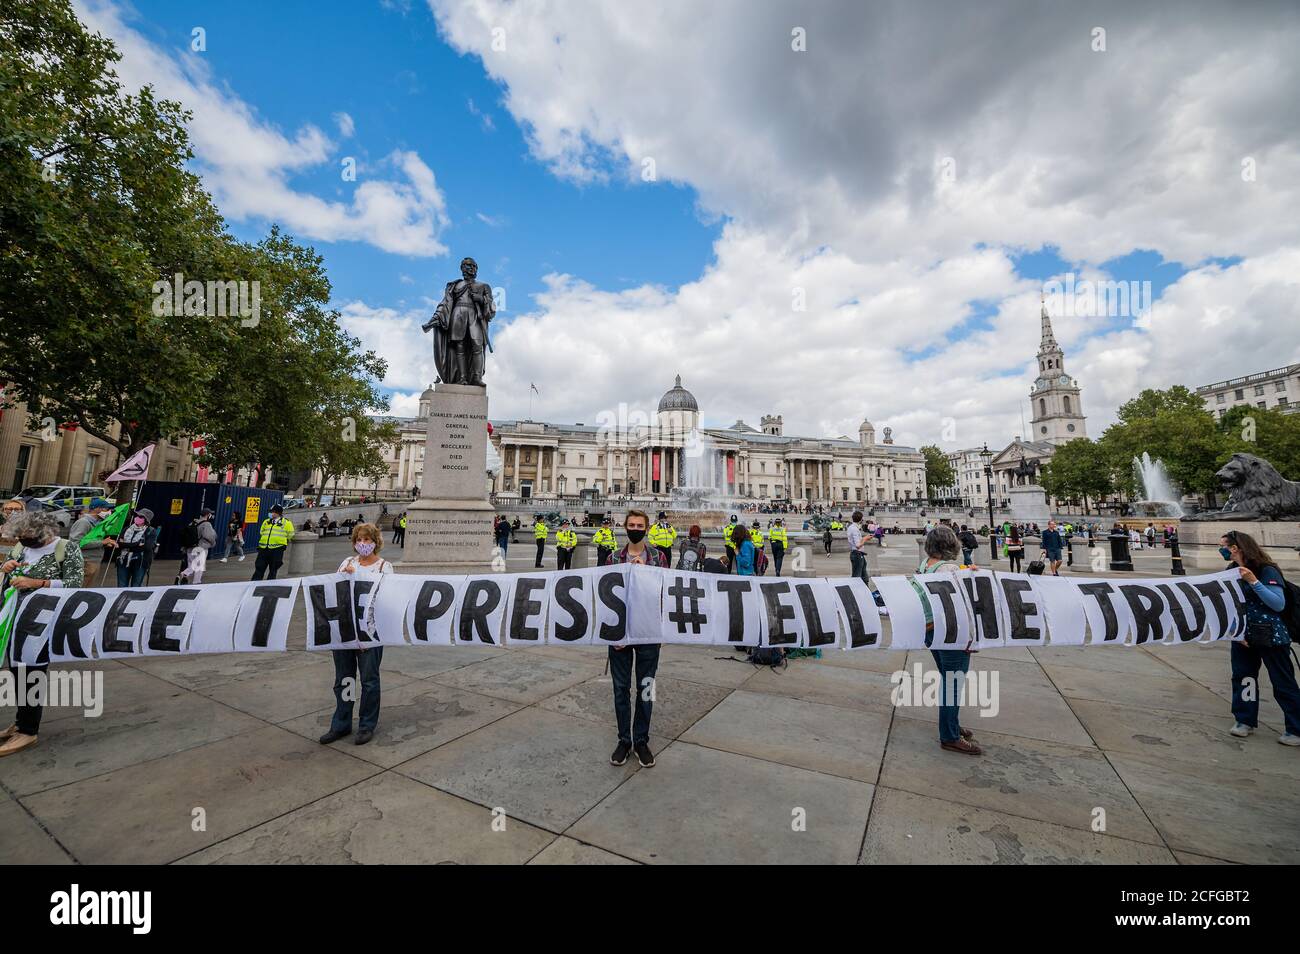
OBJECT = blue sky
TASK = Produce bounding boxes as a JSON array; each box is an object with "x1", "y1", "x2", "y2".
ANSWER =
[{"x1": 90, "y1": 0, "x2": 1299, "y2": 445}]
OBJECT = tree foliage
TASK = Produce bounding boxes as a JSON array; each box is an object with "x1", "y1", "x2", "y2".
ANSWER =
[{"x1": 920, "y1": 445, "x2": 955, "y2": 498}]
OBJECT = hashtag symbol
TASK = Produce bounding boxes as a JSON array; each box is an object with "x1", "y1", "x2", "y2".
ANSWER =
[{"x1": 667, "y1": 576, "x2": 708, "y2": 634}]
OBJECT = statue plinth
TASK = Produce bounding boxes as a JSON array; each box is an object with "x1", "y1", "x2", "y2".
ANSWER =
[
  {"x1": 399, "y1": 382, "x2": 495, "y2": 574},
  {"x1": 1008, "y1": 484, "x2": 1052, "y2": 526}
]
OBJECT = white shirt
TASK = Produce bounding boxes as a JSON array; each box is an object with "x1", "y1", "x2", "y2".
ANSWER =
[
  {"x1": 338, "y1": 555, "x2": 393, "y2": 643},
  {"x1": 15, "y1": 540, "x2": 65, "y2": 588},
  {"x1": 846, "y1": 522, "x2": 865, "y2": 552}
]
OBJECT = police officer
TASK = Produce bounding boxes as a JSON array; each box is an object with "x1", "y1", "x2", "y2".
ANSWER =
[
  {"x1": 252, "y1": 503, "x2": 295, "y2": 580},
  {"x1": 769, "y1": 518, "x2": 788, "y2": 576},
  {"x1": 750, "y1": 520, "x2": 764, "y2": 552},
  {"x1": 533, "y1": 515, "x2": 548, "y2": 568},
  {"x1": 650, "y1": 512, "x2": 674, "y2": 566},
  {"x1": 592, "y1": 518, "x2": 617, "y2": 566},
  {"x1": 555, "y1": 519, "x2": 577, "y2": 570},
  {"x1": 723, "y1": 515, "x2": 740, "y2": 571}
]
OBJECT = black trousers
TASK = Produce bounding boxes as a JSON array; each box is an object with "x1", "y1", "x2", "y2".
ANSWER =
[
  {"x1": 252, "y1": 547, "x2": 285, "y2": 580},
  {"x1": 557, "y1": 547, "x2": 573, "y2": 570},
  {"x1": 9, "y1": 664, "x2": 47, "y2": 736},
  {"x1": 771, "y1": 542, "x2": 785, "y2": 576},
  {"x1": 535, "y1": 539, "x2": 545, "y2": 567},
  {"x1": 656, "y1": 546, "x2": 672, "y2": 566},
  {"x1": 596, "y1": 546, "x2": 613, "y2": 567}
]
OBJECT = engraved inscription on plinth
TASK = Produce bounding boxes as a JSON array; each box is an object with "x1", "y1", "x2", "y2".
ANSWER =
[{"x1": 400, "y1": 382, "x2": 494, "y2": 572}]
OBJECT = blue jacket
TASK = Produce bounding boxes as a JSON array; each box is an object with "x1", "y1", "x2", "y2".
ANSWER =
[
  {"x1": 735, "y1": 540, "x2": 756, "y2": 575},
  {"x1": 1041, "y1": 528, "x2": 1063, "y2": 552}
]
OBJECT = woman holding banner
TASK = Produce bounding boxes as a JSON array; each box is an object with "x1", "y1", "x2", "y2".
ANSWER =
[
  {"x1": 0, "y1": 511, "x2": 86, "y2": 757},
  {"x1": 913, "y1": 526, "x2": 980, "y2": 756},
  {"x1": 320, "y1": 523, "x2": 393, "y2": 747},
  {"x1": 1221, "y1": 531, "x2": 1300, "y2": 745}
]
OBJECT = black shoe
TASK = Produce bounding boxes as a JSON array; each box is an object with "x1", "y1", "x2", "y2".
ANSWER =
[
  {"x1": 610, "y1": 741, "x2": 632, "y2": 766},
  {"x1": 634, "y1": 743, "x2": 656, "y2": 767},
  {"x1": 319, "y1": 728, "x2": 351, "y2": 744},
  {"x1": 355, "y1": 729, "x2": 374, "y2": 746}
]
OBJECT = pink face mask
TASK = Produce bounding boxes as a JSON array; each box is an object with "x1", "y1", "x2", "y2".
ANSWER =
[
  {"x1": 133, "y1": 516, "x2": 147, "y2": 526},
  {"x1": 354, "y1": 541, "x2": 376, "y2": 557}
]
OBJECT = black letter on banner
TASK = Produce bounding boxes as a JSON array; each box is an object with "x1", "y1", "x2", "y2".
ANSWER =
[
  {"x1": 51, "y1": 592, "x2": 107, "y2": 659},
  {"x1": 552, "y1": 575, "x2": 588, "y2": 641},
  {"x1": 597, "y1": 573, "x2": 627, "y2": 642},
  {"x1": 1222, "y1": 579, "x2": 1250, "y2": 638},
  {"x1": 458, "y1": 579, "x2": 501, "y2": 643},
  {"x1": 795, "y1": 583, "x2": 836, "y2": 646},
  {"x1": 961, "y1": 576, "x2": 999, "y2": 643},
  {"x1": 510, "y1": 577, "x2": 547, "y2": 642},
  {"x1": 102, "y1": 591, "x2": 152, "y2": 654},
  {"x1": 923, "y1": 580, "x2": 960, "y2": 646},
  {"x1": 1078, "y1": 582, "x2": 1121, "y2": 642},
  {"x1": 309, "y1": 580, "x2": 356, "y2": 646},
  {"x1": 667, "y1": 575, "x2": 709, "y2": 636},
  {"x1": 351, "y1": 580, "x2": 375, "y2": 644},
  {"x1": 1194, "y1": 580, "x2": 1230, "y2": 639},
  {"x1": 716, "y1": 580, "x2": 752, "y2": 643},
  {"x1": 1157, "y1": 583, "x2": 1205, "y2": 642},
  {"x1": 148, "y1": 589, "x2": 199, "y2": 653},
  {"x1": 999, "y1": 578, "x2": 1040, "y2": 642},
  {"x1": 13, "y1": 593, "x2": 61, "y2": 665},
  {"x1": 248, "y1": 586, "x2": 294, "y2": 648},
  {"x1": 833, "y1": 584, "x2": 875, "y2": 648},
  {"x1": 1119, "y1": 584, "x2": 1165, "y2": 644},
  {"x1": 759, "y1": 581, "x2": 798, "y2": 645},
  {"x1": 411, "y1": 580, "x2": 456, "y2": 642}
]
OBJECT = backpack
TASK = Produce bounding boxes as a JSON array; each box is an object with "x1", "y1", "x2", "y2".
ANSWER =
[
  {"x1": 676, "y1": 543, "x2": 704, "y2": 572},
  {"x1": 754, "y1": 546, "x2": 769, "y2": 576},
  {"x1": 180, "y1": 521, "x2": 200, "y2": 549},
  {"x1": 1273, "y1": 573, "x2": 1300, "y2": 643},
  {"x1": 748, "y1": 646, "x2": 787, "y2": 669}
]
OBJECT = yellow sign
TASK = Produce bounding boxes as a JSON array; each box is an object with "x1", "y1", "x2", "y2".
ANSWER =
[
  {"x1": 224, "y1": 496, "x2": 232, "y2": 504},
  {"x1": 170, "y1": 498, "x2": 183, "y2": 515},
  {"x1": 244, "y1": 497, "x2": 260, "y2": 525}
]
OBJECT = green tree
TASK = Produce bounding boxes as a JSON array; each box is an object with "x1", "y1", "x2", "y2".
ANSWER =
[
  {"x1": 1098, "y1": 387, "x2": 1225, "y2": 497},
  {"x1": 920, "y1": 445, "x2": 955, "y2": 500},
  {"x1": 1218, "y1": 405, "x2": 1300, "y2": 481},
  {"x1": 1039, "y1": 439, "x2": 1115, "y2": 514}
]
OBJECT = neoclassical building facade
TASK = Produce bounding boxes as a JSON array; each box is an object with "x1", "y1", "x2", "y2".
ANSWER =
[{"x1": 488, "y1": 376, "x2": 927, "y2": 505}]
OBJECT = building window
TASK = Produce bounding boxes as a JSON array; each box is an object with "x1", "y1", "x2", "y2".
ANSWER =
[
  {"x1": 1255, "y1": 385, "x2": 1265, "y2": 396},
  {"x1": 1063, "y1": 396, "x2": 1071, "y2": 413},
  {"x1": 597, "y1": 454, "x2": 604, "y2": 466},
  {"x1": 1276, "y1": 380, "x2": 1287, "y2": 392},
  {"x1": 1235, "y1": 389, "x2": 1244, "y2": 400},
  {"x1": 82, "y1": 456, "x2": 100, "y2": 485},
  {"x1": 1216, "y1": 393, "x2": 1225, "y2": 404},
  {"x1": 525, "y1": 451, "x2": 533, "y2": 464},
  {"x1": 1278, "y1": 397, "x2": 1289, "y2": 408},
  {"x1": 1258, "y1": 401, "x2": 1266, "y2": 409},
  {"x1": 14, "y1": 444, "x2": 34, "y2": 492},
  {"x1": 1039, "y1": 398, "x2": 1047, "y2": 417},
  {"x1": 560, "y1": 453, "x2": 567, "y2": 464}
]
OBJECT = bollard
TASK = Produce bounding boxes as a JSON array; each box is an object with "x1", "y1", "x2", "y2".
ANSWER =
[
  {"x1": 1087, "y1": 528, "x2": 1095, "y2": 549},
  {"x1": 1066, "y1": 537, "x2": 1074, "y2": 567},
  {"x1": 287, "y1": 530, "x2": 318, "y2": 575},
  {"x1": 1170, "y1": 538, "x2": 1186, "y2": 576},
  {"x1": 1107, "y1": 530, "x2": 1133, "y2": 571}
]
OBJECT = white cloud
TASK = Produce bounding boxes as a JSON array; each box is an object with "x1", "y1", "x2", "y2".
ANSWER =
[
  {"x1": 79, "y1": 0, "x2": 449, "y2": 256},
  {"x1": 333, "y1": 111, "x2": 355, "y2": 138},
  {"x1": 405, "y1": 0, "x2": 1300, "y2": 447}
]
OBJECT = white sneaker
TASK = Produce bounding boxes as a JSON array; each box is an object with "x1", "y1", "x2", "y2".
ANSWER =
[
  {"x1": 1230, "y1": 723, "x2": 1254, "y2": 738},
  {"x1": 220, "y1": 558, "x2": 228, "y2": 563},
  {"x1": 238, "y1": 555, "x2": 246, "y2": 562},
  {"x1": 1279, "y1": 734, "x2": 1300, "y2": 747}
]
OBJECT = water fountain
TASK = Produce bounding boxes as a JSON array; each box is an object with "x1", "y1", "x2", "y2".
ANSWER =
[
  {"x1": 667, "y1": 428, "x2": 729, "y2": 529},
  {"x1": 1131, "y1": 452, "x2": 1185, "y2": 518}
]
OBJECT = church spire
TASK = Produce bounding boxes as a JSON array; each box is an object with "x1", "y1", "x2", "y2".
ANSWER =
[{"x1": 1039, "y1": 294, "x2": 1059, "y2": 353}]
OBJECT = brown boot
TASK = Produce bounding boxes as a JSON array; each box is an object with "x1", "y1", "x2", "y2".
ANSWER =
[
  {"x1": 0, "y1": 732, "x2": 38, "y2": 757},
  {"x1": 940, "y1": 737, "x2": 982, "y2": 755},
  {"x1": 0, "y1": 723, "x2": 17, "y2": 742}
]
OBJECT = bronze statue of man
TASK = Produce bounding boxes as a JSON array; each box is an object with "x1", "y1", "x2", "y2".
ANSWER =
[{"x1": 422, "y1": 256, "x2": 494, "y2": 386}]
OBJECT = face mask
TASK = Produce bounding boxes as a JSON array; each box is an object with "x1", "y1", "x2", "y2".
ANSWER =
[
  {"x1": 626, "y1": 528, "x2": 646, "y2": 544},
  {"x1": 1219, "y1": 546, "x2": 1233, "y2": 561},
  {"x1": 19, "y1": 535, "x2": 42, "y2": 547},
  {"x1": 133, "y1": 516, "x2": 146, "y2": 526},
  {"x1": 355, "y1": 541, "x2": 376, "y2": 556}
]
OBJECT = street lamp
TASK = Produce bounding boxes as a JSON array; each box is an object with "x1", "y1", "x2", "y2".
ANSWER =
[{"x1": 980, "y1": 442, "x2": 996, "y2": 563}]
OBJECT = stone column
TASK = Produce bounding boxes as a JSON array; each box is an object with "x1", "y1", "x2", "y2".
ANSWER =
[{"x1": 512, "y1": 443, "x2": 520, "y2": 492}]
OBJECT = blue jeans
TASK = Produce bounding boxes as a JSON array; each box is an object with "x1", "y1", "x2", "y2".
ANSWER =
[
  {"x1": 850, "y1": 550, "x2": 870, "y2": 583},
  {"x1": 961, "y1": 548, "x2": 973, "y2": 565},
  {"x1": 1230, "y1": 641, "x2": 1300, "y2": 735},
  {"x1": 116, "y1": 559, "x2": 146, "y2": 587},
  {"x1": 930, "y1": 649, "x2": 971, "y2": 743},
  {"x1": 331, "y1": 647, "x2": 384, "y2": 733},
  {"x1": 609, "y1": 644, "x2": 660, "y2": 745}
]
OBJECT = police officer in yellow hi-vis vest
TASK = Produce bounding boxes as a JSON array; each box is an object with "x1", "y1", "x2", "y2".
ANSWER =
[
  {"x1": 592, "y1": 518, "x2": 617, "y2": 566},
  {"x1": 252, "y1": 503, "x2": 295, "y2": 580},
  {"x1": 750, "y1": 520, "x2": 764, "y2": 551},
  {"x1": 769, "y1": 518, "x2": 789, "y2": 576},
  {"x1": 650, "y1": 512, "x2": 674, "y2": 565},
  {"x1": 533, "y1": 516, "x2": 548, "y2": 568},
  {"x1": 555, "y1": 518, "x2": 578, "y2": 570}
]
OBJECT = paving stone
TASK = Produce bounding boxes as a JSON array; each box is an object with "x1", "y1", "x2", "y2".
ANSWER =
[
  {"x1": 569, "y1": 741, "x2": 874, "y2": 864},
  {"x1": 681, "y1": 689, "x2": 888, "y2": 782},
  {"x1": 743, "y1": 661, "x2": 896, "y2": 715},
  {"x1": 429, "y1": 652, "x2": 602, "y2": 705},
  {"x1": 0, "y1": 790, "x2": 73, "y2": 864},
  {"x1": 22, "y1": 725, "x2": 379, "y2": 864},
  {"x1": 1042, "y1": 663, "x2": 1230, "y2": 717},
  {"x1": 860, "y1": 787, "x2": 1175, "y2": 864},
  {"x1": 279, "y1": 681, "x2": 521, "y2": 767},
  {"x1": 527, "y1": 836, "x2": 638, "y2": 865},
  {"x1": 198, "y1": 658, "x2": 415, "y2": 724},
  {"x1": 538, "y1": 674, "x2": 729, "y2": 740},
  {"x1": 179, "y1": 773, "x2": 552, "y2": 864},
  {"x1": 121, "y1": 649, "x2": 327, "y2": 691},
  {"x1": 396, "y1": 708, "x2": 642, "y2": 832},
  {"x1": 879, "y1": 717, "x2": 1163, "y2": 845}
]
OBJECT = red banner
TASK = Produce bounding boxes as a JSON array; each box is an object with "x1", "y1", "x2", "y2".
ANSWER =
[
  {"x1": 652, "y1": 451, "x2": 660, "y2": 481},
  {"x1": 726, "y1": 453, "x2": 735, "y2": 484}
]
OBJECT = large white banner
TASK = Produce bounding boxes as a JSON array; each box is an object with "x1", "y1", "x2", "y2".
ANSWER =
[{"x1": 7, "y1": 567, "x2": 1251, "y2": 663}]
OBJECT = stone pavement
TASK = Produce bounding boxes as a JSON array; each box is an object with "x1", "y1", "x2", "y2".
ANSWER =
[{"x1": 2, "y1": 535, "x2": 1297, "y2": 864}]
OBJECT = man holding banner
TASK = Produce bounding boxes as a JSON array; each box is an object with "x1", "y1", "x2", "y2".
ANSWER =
[{"x1": 607, "y1": 509, "x2": 667, "y2": 769}]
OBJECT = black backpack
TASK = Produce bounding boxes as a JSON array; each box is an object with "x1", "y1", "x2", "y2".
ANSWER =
[
  {"x1": 180, "y1": 521, "x2": 200, "y2": 549},
  {"x1": 1277, "y1": 574, "x2": 1300, "y2": 643},
  {"x1": 748, "y1": 646, "x2": 787, "y2": 669}
]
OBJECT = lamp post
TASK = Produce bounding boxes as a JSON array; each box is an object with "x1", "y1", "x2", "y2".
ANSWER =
[{"x1": 980, "y1": 443, "x2": 996, "y2": 563}]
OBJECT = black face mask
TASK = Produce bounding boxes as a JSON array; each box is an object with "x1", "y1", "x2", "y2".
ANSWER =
[
  {"x1": 626, "y1": 528, "x2": 646, "y2": 544},
  {"x1": 18, "y1": 535, "x2": 43, "y2": 547}
]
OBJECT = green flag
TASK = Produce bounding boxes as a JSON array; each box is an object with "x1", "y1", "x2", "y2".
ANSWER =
[
  {"x1": 0, "y1": 587, "x2": 17, "y2": 664},
  {"x1": 78, "y1": 502, "x2": 130, "y2": 547}
]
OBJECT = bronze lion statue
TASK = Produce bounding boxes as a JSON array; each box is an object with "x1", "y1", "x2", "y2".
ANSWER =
[{"x1": 1183, "y1": 453, "x2": 1300, "y2": 521}]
